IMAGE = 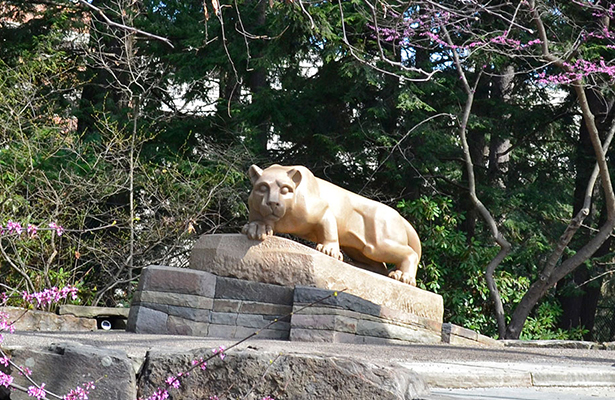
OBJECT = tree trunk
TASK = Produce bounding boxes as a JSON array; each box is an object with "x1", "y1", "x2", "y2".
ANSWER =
[
  {"x1": 460, "y1": 123, "x2": 486, "y2": 240},
  {"x1": 506, "y1": 1, "x2": 615, "y2": 340},
  {"x1": 558, "y1": 88, "x2": 615, "y2": 338},
  {"x1": 487, "y1": 65, "x2": 514, "y2": 188},
  {"x1": 442, "y1": 24, "x2": 511, "y2": 338},
  {"x1": 246, "y1": 0, "x2": 270, "y2": 157}
]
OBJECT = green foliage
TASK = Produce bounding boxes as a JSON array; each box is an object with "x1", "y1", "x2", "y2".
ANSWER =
[
  {"x1": 397, "y1": 194, "x2": 588, "y2": 339},
  {"x1": 399, "y1": 196, "x2": 503, "y2": 335},
  {"x1": 0, "y1": 31, "x2": 249, "y2": 305},
  {"x1": 2, "y1": 0, "x2": 612, "y2": 340},
  {"x1": 520, "y1": 301, "x2": 589, "y2": 340}
]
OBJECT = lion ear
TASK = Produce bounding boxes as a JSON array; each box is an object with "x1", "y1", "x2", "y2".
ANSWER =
[
  {"x1": 248, "y1": 165, "x2": 263, "y2": 185},
  {"x1": 287, "y1": 168, "x2": 302, "y2": 187}
]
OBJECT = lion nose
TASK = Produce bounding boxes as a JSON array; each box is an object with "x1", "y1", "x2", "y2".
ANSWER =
[{"x1": 268, "y1": 200, "x2": 280, "y2": 207}]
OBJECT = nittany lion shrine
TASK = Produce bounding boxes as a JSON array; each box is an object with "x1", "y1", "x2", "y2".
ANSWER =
[{"x1": 128, "y1": 165, "x2": 496, "y2": 347}]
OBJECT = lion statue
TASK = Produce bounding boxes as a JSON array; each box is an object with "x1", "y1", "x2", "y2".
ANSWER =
[{"x1": 241, "y1": 164, "x2": 422, "y2": 286}]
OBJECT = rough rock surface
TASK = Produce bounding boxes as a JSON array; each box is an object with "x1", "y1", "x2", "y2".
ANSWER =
[
  {"x1": 6, "y1": 342, "x2": 135, "y2": 400},
  {"x1": 190, "y1": 234, "x2": 443, "y2": 323},
  {"x1": 137, "y1": 347, "x2": 429, "y2": 400},
  {"x1": 59, "y1": 305, "x2": 130, "y2": 318},
  {"x1": 0, "y1": 307, "x2": 96, "y2": 332}
]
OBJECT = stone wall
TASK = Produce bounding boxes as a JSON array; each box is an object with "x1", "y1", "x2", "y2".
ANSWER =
[
  {"x1": 290, "y1": 286, "x2": 442, "y2": 344},
  {"x1": 127, "y1": 265, "x2": 443, "y2": 345},
  {"x1": 190, "y1": 234, "x2": 444, "y2": 322},
  {"x1": 127, "y1": 265, "x2": 294, "y2": 340}
]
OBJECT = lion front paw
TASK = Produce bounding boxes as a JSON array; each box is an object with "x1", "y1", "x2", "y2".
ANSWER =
[
  {"x1": 316, "y1": 243, "x2": 343, "y2": 261},
  {"x1": 242, "y1": 221, "x2": 273, "y2": 241},
  {"x1": 388, "y1": 270, "x2": 417, "y2": 286}
]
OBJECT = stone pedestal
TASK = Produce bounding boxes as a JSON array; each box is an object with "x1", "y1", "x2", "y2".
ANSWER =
[
  {"x1": 129, "y1": 234, "x2": 448, "y2": 345},
  {"x1": 189, "y1": 234, "x2": 443, "y2": 323}
]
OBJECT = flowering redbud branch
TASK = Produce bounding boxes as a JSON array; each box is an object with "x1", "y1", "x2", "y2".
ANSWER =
[
  {"x1": 0, "y1": 221, "x2": 65, "y2": 238},
  {"x1": 0, "y1": 286, "x2": 94, "y2": 400},
  {"x1": 0, "y1": 346, "x2": 63, "y2": 399}
]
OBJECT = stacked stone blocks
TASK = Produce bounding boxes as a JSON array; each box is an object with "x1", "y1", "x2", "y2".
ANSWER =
[
  {"x1": 128, "y1": 265, "x2": 444, "y2": 344},
  {"x1": 290, "y1": 286, "x2": 442, "y2": 344},
  {"x1": 127, "y1": 265, "x2": 292, "y2": 340},
  {"x1": 441, "y1": 322, "x2": 502, "y2": 346}
]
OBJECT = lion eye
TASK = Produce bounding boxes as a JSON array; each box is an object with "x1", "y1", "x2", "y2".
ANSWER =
[
  {"x1": 257, "y1": 184, "x2": 268, "y2": 192},
  {"x1": 280, "y1": 186, "x2": 292, "y2": 195}
]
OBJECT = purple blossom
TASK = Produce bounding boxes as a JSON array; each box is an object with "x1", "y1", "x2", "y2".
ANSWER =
[
  {"x1": 164, "y1": 375, "x2": 181, "y2": 389},
  {"x1": 141, "y1": 389, "x2": 169, "y2": 400},
  {"x1": 0, "y1": 220, "x2": 64, "y2": 237},
  {"x1": 48, "y1": 222, "x2": 64, "y2": 236},
  {"x1": 6, "y1": 220, "x2": 23, "y2": 235},
  {"x1": 21, "y1": 286, "x2": 79, "y2": 308},
  {"x1": 0, "y1": 371, "x2": 13, "y2": 388},
  {"x1": 27, "y1": 383, "x2": 47, "y2": 400},
  {"x1": 27, "y1": 224, "x2": 38, "y2": 237},
  {"x1": 212, "y1": 345, "x2": 226, "y2": 360},
  {"x1": 191, "y1": 357, "x2": 207, "y2": 370},
  {"x1": 537, "y1": 58, "x2": 615, "y2": 85},
  {"x1": 63, "y1": 382, "x2": 95, "y2": 400},
  {"x1": 0, "y1": 311, "x2": 15, "y2": 335}
]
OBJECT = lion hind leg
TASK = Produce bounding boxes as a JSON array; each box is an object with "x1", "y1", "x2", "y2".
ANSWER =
[
  {"x1": 362, "y1": 240, "x2": 419, "y2": 286},
  {"x1": 388, "y1": 254, "x2": 418, "y2": 286},
  {"x1": 342, "y1": 247, "x2": 388, "y2": 275}
]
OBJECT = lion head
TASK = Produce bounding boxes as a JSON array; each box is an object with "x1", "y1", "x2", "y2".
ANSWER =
[{"x1": 247, "y1": 164, "x2": 301, "y2": 222}]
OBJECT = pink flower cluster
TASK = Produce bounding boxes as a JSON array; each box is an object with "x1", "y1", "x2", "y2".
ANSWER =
[
  {"x1": 22, "y1": 286, "x2": 79, "y2": 308},
  {"x1": 0, "y1": 287, "x2": 97, "y2": 400},
  {"x1": 488, "y1": 33, "x2": 542, "y2": 50},
  {"x1": 0, "y1": 221, "x2": 64, "y2": 237},
  {"x1": 165, "y1": 373, "x2": 186, "y2": 389},
  {"x1": 419, "y1": 30, "x2": 541, "y2": 52},
  {"x1": 27, "y1": 383, "x2": 47, "y2": 400},
  {"x1": 0, "y1": 371, "x2": 14, "y2": 388},
  {"x1": 48, "y1": 222, "x2": 65, "y2": 236},
  {"x1": 142, "y1": 388, "x2": 169, "y2": 400},
  {"x1": 212, "y1": 345, "x2": 226, "y2": 360},
  {"x1": 572, "y1": 0, "x2": 615, "y2": 19},
  {"x1": 537, "y1": 58, "x2": 615, "y2": 85},
  {"x1": 63, "y1": 381, "x2": 96, "y2": 400},
  {"x1": 191, "y1": 357, "x2": 207, "y2": 370},
  {"x1": 0, "y1": 310, "x2": 15, "y2": 336}
]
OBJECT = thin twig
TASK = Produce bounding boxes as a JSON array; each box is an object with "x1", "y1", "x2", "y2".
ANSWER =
[{"x1": 76, "y1": 0, "x2": 174, "y2": 48}]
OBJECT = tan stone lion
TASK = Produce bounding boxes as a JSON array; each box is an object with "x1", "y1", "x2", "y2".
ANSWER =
[{"x1": 241, "y1": 164, "x2": 422, "y2": 286}]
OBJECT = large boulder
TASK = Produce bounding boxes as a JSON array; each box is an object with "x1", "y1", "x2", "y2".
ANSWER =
[
  {"x1": 137, "y1": 347, "x2": 429, "y2": 400},
  {"x1": 190, "y1": 234, "x2": 443, "y2": 323},
  {"x1": 6, "y1": 342, "x2": 135, "y2": 400}
]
